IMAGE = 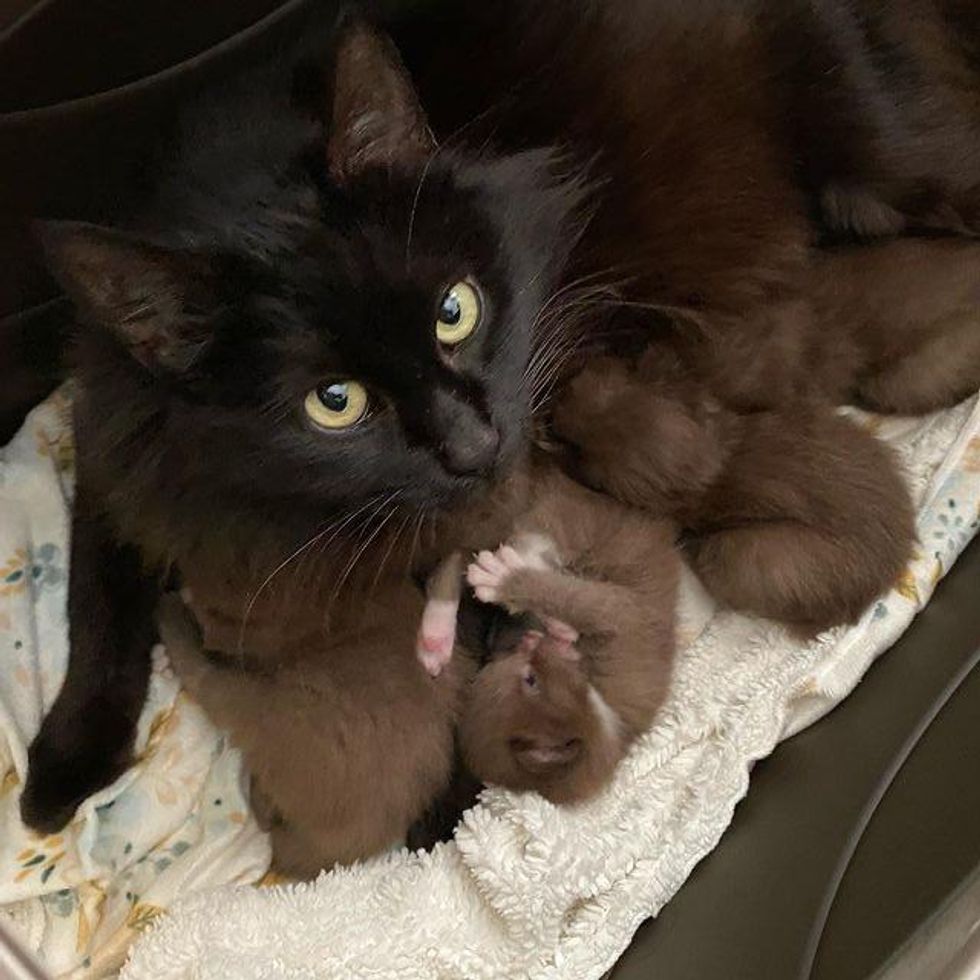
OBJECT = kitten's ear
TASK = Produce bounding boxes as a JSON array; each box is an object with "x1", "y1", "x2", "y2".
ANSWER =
[
  {"x1": 35, "y1": 220, "x2": 217, "y2": 374},
  {"x1": 326, "y1": 20, "x2": 435, "y2": 184}
]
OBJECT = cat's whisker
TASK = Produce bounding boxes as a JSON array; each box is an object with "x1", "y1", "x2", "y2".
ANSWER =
[
  {"x1": 404, "y1": 149, "x2": 438, "y2": 271},
  {"x1": 531, "y1": 267, "x2": 635, "y2": 323},
  {"x1": 236, "y1": 495, "x2": 384, "y2": 659},
  {"x1": 369, "y1": 508, "x2": 414, "y2": 595},
  {"x1": 525, "y1": 328, "x2": 586, "y2": 393},
  {"x1": 326, "y1": 492, "x2": 403, "y2": 614},
  {"x1": 588, "y1": 297, "x2": 709, "y2": 334},
  {"x1": 406, "y1": 507, "x2": 428, "y2": 578}
]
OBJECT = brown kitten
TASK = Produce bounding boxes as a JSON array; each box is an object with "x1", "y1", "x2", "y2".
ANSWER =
[
  {"x1": 462, "y1": 626, "x2": 624, "y2": 805},
  {"x1": 446, "y1": 465, "x2": 679, "y2": 804},
  {"x1": 553, "y1": 356, "x2": 915, "y2": 636},
  {"x1": 157, "y1": 585, "x2": 476, "y2": 880}
]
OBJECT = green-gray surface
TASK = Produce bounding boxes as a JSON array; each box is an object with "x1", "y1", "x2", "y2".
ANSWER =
[{"x1": 612, "y1": 538, "x2": 980, "y2": 980}]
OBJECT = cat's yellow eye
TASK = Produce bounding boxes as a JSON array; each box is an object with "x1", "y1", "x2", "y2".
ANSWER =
[
  {"x1": 436, "y1": 280, "x2": 481, "y2": 346},
  {"x1": 304, "y1": 381, "x2": 369, "y2": 430}
]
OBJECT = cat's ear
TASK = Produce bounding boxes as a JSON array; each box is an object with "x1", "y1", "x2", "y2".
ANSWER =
[
  {"x1": 326, "y1": 20, "x2": 435, "y2": 184},
  {"x1": 35, "y1": 220, "x2": 217, "y2": 374}
]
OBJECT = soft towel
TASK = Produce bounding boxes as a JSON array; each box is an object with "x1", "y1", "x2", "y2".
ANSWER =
[{"x1": 118, "y1": 396, "x2": 980, "y2": 980}]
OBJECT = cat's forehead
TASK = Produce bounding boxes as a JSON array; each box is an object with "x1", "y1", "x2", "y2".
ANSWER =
[{"x1": 321, "y1": 166, "x2": 500, "y2": 282}]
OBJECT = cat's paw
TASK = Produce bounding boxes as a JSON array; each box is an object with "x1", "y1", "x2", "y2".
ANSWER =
[
  {"x1": 416, "y1": 597, "x2": 458, "y2": 677},
  {"x1": 21, "y1": 708, "x2": 134, "y2": 833}
]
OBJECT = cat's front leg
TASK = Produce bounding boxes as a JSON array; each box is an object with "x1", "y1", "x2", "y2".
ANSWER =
[{"x1": 21, "y1": 492, "x2": 158, "y2": 833}]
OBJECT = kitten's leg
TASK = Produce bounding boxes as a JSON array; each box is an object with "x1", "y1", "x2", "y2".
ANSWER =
[
  {"x1": 468, "y1": 540, "x2": 579, "y2": 647},
  {"x1": 468, "y1": 545, "x2": 675, "y2": 738},
  {"x1": 815, "y1": 239, "x2": 980, "y2": 414},
  {"x1": 268, "y1": 823, "x2": 320, "y2": 880},
  {"x1": 686, "y1": 407, "x2": 915, "y2": 633},
  {"x1": 21, "y1": 493, "x2": 158, "y2": 833},
  {"x1": 416, "y1": 552, "x2": 464, "y2": 677}
]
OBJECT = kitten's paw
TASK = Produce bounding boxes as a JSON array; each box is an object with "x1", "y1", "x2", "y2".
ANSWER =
[
  {"x1": 416, "y1": 598, "x2": 458, "y2": 677},
  {"x1": 515, "y1": 625, "x2": 580, "y2": 660},
  {"x1": 156, "y1": 594, "x2": 210, "y2": 690},
  {"x1": 539, "y1": 615, "x2": 580, "y2": 648},
  {"x1": 467, "y1": 543, "x2": 549, "y2": 606}
]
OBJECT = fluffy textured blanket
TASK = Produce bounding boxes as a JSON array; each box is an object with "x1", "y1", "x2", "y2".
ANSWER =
[
  {"x1": 121, "y1": 397, "x2": 980, "y2": 980},
  {"x1": 2, "y1": 391, "x2": 979, "y2": 979}
]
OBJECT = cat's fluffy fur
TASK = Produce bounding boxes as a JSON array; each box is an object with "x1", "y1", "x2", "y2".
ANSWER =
[
  {"x1": 22, "y1": 20, "x2": 588, "y2": 835},
  {"x1": 24, "y1": 1, "x2": 980, "y2": 844}
]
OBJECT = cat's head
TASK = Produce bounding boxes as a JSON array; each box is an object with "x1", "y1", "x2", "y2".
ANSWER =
[{"x1": 38, "y1": 21, "x2": 588, "y2": 520}]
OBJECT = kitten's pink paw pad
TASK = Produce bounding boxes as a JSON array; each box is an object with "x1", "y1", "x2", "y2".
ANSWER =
[
  {"x1": 467, "y1": 543, "x2": 545, "y2": 605},
  {"x1": 417, "y1": 639, "x2": 453, "y2": 677},
  {"x1": 515, "y1": 630, "x2": 545, "y2": 656},
  {"x1": 540, "y1": 614, "x2": 580, "y2": 646},
  {"x1": 416, "y1": 597, "x2": 458, "y2": 677}
]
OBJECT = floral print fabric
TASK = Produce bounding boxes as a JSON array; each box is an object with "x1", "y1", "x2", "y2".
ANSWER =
[{"x1": 0, "y1": 391, "x2": 270, "y2": 979}]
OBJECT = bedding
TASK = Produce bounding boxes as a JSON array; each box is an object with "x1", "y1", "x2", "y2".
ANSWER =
[{"x1": 1, "y1": 388, "x2": 978, "y2": 979}]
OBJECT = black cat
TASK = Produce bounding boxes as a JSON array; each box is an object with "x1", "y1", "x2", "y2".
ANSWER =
[
  {"x1": 24, "y1": 0, "x2": 980, "y2": 834},
  {"x1": 23, "y1": 18, "x2": 587, "y2": 833}
]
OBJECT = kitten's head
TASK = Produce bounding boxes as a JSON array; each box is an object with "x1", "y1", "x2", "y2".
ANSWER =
[
  {"x1": 38, "y1": 21, "x2": 588, "y2": 521},
  {"x1": 459, "y1": 632, "x2": 624, "y2": 804}
]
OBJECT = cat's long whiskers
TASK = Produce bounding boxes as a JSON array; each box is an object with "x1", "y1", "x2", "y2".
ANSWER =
[
  {"x1": 525, "y1": 318, "x2": 589, "y2": 388},
  {"x1": 325, "y1": 491, "x2": 400, "y2": 595},
  {"x1": 236, "y1": 495, "x2": 383, "y2": 659},
  {"x1": 235, "y1": 529, "x2": 330, "y2": 663},
  {"x1": 406, "y1": 507, "x2": 427, "y2": 578},
  {"x1": 326, "y1": 492, "x2": 403, "y2": 616},
  {"x1": 370, "y1": 508, "x2": 413, "y2": 595}
]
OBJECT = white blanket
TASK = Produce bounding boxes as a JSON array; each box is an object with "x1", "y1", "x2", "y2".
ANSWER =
[{"x1": 117, "y1": 396, "x2": 980, "y2": 980}]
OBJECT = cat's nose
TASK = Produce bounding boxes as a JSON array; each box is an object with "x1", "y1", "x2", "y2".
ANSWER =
[{"x1": 441, "y1": 420, "x2": 500, "y2": 475}]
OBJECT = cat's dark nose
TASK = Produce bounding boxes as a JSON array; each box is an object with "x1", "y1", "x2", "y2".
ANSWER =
[{"x1": 441, "y1": 421, "x2": 500, "y2": 475}]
